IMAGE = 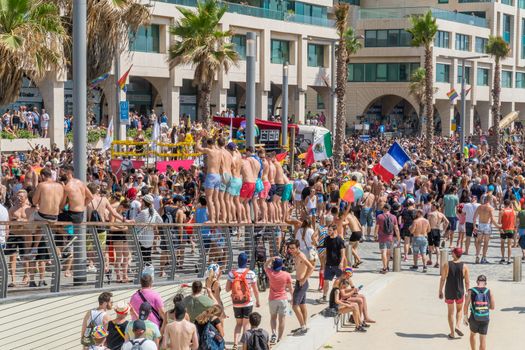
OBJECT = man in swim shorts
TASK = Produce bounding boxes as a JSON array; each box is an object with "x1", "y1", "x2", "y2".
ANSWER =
[
  {"x1": 196, "y1": 133, "x2": 223, "y2": 223},
  {"x1": 218, "y1": 137, "x2": 233, "y2": 223},
  {"x1": 227, "y1": 142, "x2": 243, "y2": 223},
  {"x1": 473, "y1": 196, "x2": 500, "y2": 264},
  {"x1": 240, "y1": 147, "x2": 259, "y2": 223}
]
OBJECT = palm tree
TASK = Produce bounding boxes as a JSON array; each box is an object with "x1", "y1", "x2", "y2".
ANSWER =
[
  {"x1": 168, "y1": 0, "x2": 239, "y2": 126},
  {"x1": 333, "y1": 3, "x2": 350, "y2": 167},
  {"x1": 0, "y1": 0, "x2": 66, "y2": 106},
  {"x1": 407, "y1": 10, "x2": 438, "y2": 155},
  {"x1": 409, "y1": 67, "x2": 438, "y2": 136},
  {"x1": 485, "y1": 35, "x2": 510, "y2": 150}
]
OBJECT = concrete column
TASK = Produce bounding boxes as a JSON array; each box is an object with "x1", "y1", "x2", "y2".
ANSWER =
[
  {"x1": 261, "y1": 29, "x2": 271, "y2": 93},
  {"x1": 211, "y1": 84, "x2": 227, "y2": 116},
  {"x1": 478, "y1": 101, "x2": 492, "y2": 131},
  {"x1": 256, "y1": 84, "x2": 269, "y2": 120},
  {"x1": 102, "y1": 79, "x2": 127, "y2": 138},
  {"x1": 39, "y1": 72, "x2": 65, "y2": 149},
  {"x1": 465, "y1": 102, "x2": 474, "y2": 137},
  {"x1": 438, "y1": 102, "x2": 454, "y2": 136},
  {"x1": 166, "y1": 84, "x2": 180, "y2": 127},
  {"x1": 293, "y1": 87, "x2": 306, "y2": 124}
]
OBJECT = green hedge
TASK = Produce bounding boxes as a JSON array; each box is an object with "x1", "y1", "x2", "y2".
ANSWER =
[{"x1": 0, "y1": 130, "x2": 38, "y2": 140}]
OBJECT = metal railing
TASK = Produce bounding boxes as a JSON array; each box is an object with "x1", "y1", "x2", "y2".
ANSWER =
[
  {"x1": 0, "y1": 222, "x2": 293, "y2": 300},
  {"x1": 156, "y1": 0, "x2": 335, "y2": 27},
  {"x1": 359, "y1": 7, "x2": 489, "y2": 28}
]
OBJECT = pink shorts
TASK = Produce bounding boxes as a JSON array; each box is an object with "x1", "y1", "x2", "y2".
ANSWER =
[{"x1": 259, "y1": 181, "x2": 271, "y2": 199}]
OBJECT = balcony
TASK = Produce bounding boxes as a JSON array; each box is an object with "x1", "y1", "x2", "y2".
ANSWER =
[
  {"x1": 359, "y1": 7, "x2": 488, "y2": 28},
  {"x1": 156, "y1": 0, "x2": 335, "y2": 27}
]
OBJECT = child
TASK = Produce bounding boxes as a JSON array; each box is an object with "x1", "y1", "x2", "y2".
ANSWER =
[{"x1": 241, "y1": 312, "x2": 269, "y2": 350}]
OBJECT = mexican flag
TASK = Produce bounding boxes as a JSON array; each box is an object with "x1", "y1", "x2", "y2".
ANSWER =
[{"x1": 305, "y1": 132, "x2": 333, "y2": 166}]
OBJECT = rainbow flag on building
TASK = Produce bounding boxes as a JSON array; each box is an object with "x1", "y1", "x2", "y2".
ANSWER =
[
  {"x1": 118, "y1": 65, "x2": 133, "y2": 91},
  {"x1": 447, "y1": 88, "x2": 459, "y2": 102}
]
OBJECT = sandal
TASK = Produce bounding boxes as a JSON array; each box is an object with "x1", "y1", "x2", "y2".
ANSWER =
[
  {"x1": 8, "y1": 283, "x2": 15, "y2": 288},
  {"x1": 455, "y1": 328, "x2": 464, "y2": 337}
]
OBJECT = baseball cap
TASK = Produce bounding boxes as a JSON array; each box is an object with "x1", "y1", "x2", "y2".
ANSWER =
[
  {"x1": 238, "y1": 252, "x2": 248, "y2": 268},
  {"x1": 452, "y1": 247, "x2": 463, "y2": 258},
  {"x1": 272, "y1": 258, "x2": 284, "y2": 272},
  {"x1": 142, "y1": 194, "x2": 154, "y2": 204},
  {"x1": 344, "y1": 266, "x2": 353, "y2": 275},
  {"x1": 226, "y1": 142, "x2": 237, "y2": 150},
  {"x1": 139, "y1": 302, "x2": 152, "y2": 320},
  {"x1": 133, "y1": 319, "x2": 146, "y2": 331},
  {"x1": 92, "y1": 325, "x2": 108, "y2": 339}
]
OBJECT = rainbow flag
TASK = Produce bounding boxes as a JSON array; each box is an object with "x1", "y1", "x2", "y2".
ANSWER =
[
  {"x1": 89, "y1": 73, "x2": 109, "y2": 89},
  {"x1": 118, "y1": 65, "x2": 133, "y2": 91},
  {"x1": 447, "y1": 88, "x2": 458, "y2": 102}
]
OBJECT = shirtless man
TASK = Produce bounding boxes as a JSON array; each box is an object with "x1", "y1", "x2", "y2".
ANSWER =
[
  {"x1": 286, "y1": 239, "x2": 314, "y2": 336},
  {"x1": 473, "y1": 196, "x2": 501, "y2": 264},
  {"x1": 359, "y1": 186, "x2": 376, "y2": 241},
  {"x1": 218, "y1": 137, "x2": 233, "y2": 223},
  {"x1": 257, "y1": 149, "x2": 270, "y2": 223},
  {"x1": 346, "y1": 211, "x2": 363, "y2": 267},
  {"x1": 409, "y1": 209, "x2": 431, "y2": 272},
  {"x1": 59, "y1": 165, "x2": 93, "y2": 277},
  {"x1": 427, "y1": 202, "x2": 449, "y2": 268},
  {"x1": 272, "y1": 153, "x2": 286, "y2": 223},
  {"x1": 227, "y1": 142, "x2": 243, "y2": 223},
  {"x1": 239, "y1": 147, "x2": 260, "y2": 223},
  {"x1": 267, "y1": 154, "x2": 277, "y2": 223},
  {"x1": 162, "y1": 303, "x2": 198, "y2": 350},
  {"x1": 23, "y1": 163, "x2": 38, "y2": 189},
  {"x1": 31, "y1": 167, "x2": 63, "y2": 252},
  {"x1": 6, "y1": 190, "x2": 31, "y2": 286},
  {"x1": 195, "y1": 134, "x2": 222, "y2": 223}
]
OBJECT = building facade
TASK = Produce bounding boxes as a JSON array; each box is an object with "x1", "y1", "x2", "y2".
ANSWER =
[{"x1": 4, "y1": 0, "x2": 525, "y2": 149}]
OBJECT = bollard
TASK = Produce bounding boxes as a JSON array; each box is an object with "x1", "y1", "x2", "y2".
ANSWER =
[
  {"x1": 513, "y1": 256, "x2": 522, "y2": 282},
  {"x1": 346, "y1": 245, "x2": 353, "y2": 267},
  {"x1": 393, "y1": 247, "x2": 401, "y2": 272},
  {"x1": 440, "y1": 249, "x2": 448, "y2": 275}
]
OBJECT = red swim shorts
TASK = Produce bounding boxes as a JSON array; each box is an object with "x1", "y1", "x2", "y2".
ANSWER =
[
  {"x1": 445, "y1": 297, "x2": 464, "y2": 305},
  {"x1": 240, "y1": 182, "x2": 256, "y2": 199},
  {"x1": 259, "y1": 181, "x2": 271, "y2": 199}
]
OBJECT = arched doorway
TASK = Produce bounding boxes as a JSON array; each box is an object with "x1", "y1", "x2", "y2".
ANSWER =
[
  {"x1": 127, "y1": 77, "x2": 159, "y2": 115},
  {"x1": 361, "y1": 95, "x2": 418, "y2": 136}
]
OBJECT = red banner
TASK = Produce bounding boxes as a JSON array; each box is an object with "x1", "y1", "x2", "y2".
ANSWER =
[
  {"x1": 110, "y1": 159, "x2": 145, "y2": 179},
  {"x1": 156, "y1": 160, "x2": 194, "y2": 173}
]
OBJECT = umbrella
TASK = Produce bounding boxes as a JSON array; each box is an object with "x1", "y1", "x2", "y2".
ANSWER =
[{"x1": 339, "y1": 180, "x2": 364, "y2": 203}]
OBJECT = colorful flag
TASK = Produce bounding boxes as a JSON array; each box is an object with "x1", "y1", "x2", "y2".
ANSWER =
[
  {"x1": 118, "y1": 65, "x2": 133, "y2": 91},
  {"x1": 103, "y1": 119, "x2": 114, "y2": 152},
  {"x1": 372, "y1": 142, "x2": 411, "y2": 183},
  {"x1": 465, "y1": 87, "x2": 472, "y2": 96},
  {"x1": 447, "y1": 88, "x2": 458, "y2": 102},
  {"x1": 89, "y1": 73, "x2": 109, "y2": 89},
  {"x1": 305, "y1": 132, "x2": 333, "y2": 166},
  {"x1": 275, "y1": 152, "x2": 288, "y2": 162},
  {"x1": 152, "y1": 120, "x2": 160, "y2": 151}
]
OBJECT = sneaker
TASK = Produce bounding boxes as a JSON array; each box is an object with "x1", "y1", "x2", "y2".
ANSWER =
[
  {"x1": 422, "y1": 267, "x2": 428, "y2": 273},
  {"x1": 29, "y1": 281, "x2": 37, "y2": 288},
  {"x1": 317, "y1": 296, "x2": 327, "y2": 304},
  {"x1": 293, "y1": 328, "x2": 307, "y2": 336},
  {"x1": 499, "y1": 259, "x2": 506, "y2": 264},
  {"x1": 410, "y1": 265, "x2": 418, "y2": 270},
  {"x1": 434, "y1": 263, "x2": 440, "y2": 268},
  {"x1": 270, "y1": 334, "x2": 277, "y2": 344},
  {"x1": 38, "y1": 280, "x2": 47, "y2": 287},
  {"x1": 475, "y1": 256, "x2": 480, "y2": 264},
  {"x1": 481, "y1": 257, "x2": 489, "y2": 264},
  {"x1": 355, "y1": 326, "x2": 367, "y2": 333},
  {"x1": 507, "y1": 260, "x2": 512, "y2": 265}
]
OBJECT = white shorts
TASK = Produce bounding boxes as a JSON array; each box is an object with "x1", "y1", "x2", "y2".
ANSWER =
[
  {"x1": 458, "y1": 223, "x2": 466, "y2": 232},
  {"x1": 269, "y1": 299, "x2": 289, "y2": 316},
  {"x1": 478, "y1": 223, "x2": 492, "y2": 235}
]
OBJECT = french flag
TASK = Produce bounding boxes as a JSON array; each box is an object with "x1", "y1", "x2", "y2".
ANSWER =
[{"x1": 372, "y1": 142, "x2": 411, "y2": 182}]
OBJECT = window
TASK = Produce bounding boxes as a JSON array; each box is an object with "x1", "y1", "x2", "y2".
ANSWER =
[
  {"x1": 364, "y1": 29, "x2": 412, "y2": 47},
  {"x1": 294, "y1": 2, "x2": 327, "y2": 18},
  {"x1": 477, "y1": 68, "x2": 489, "y2": 86},
  {"x1": 503, "y1": 14, "x2": 512, "y2": 44},
  {"x1": 520, "y1": 0, "x2": 525, "y2": 9},
  {"x1": 436, "y1": 63, "x2": 450, "y2": 83},
  {"x1": 129, "y1": 24, "x2": 160, "y2": 53},
  {"x1": 475, "y1": 37, "x2": 487, "y2": 53},
  {"x1": 457, "y1": 66, "x2": 471, "y2": 84},
  {"x1": 307, "y1": 44, "x2": 324, "y2": 67},
  {"x1": 348, "y1": 62, "x2": 420, "y2": 82},
  {"x1": 455, "y1": 34, "x2": 470, "y2": 51},
  {"x1": 501, "y1": 0, "x2": 513, "y2": 5},
  {"x1": 438, "y1": 0, "x2": 448, "y2": 3},
  {"x1": 516, "y1": 72, "x2": 525, "y2": 88},
  {"x1": 317, "y1": 94, "x2": 325, "y2": 109},
  {"x1": 522, "y1": 19, "x2": 525, "y2": 59},
  {"x1": 271, "y1": 39, "x2": 290, "y2": 64},
  {"x1": 232, "y1": 35, "x2": 246, "y2": 60},
  {"x1": 434, "y1": 31, "x2": 450, "y2": 48},
  {"x1": 502, "y1": 70, "x2": 513, "y2": 88}
]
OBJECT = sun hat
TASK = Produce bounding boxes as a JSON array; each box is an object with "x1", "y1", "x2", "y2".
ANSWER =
[{"x1": 114, "y1": 301, "x2": 130, "y2": 315}]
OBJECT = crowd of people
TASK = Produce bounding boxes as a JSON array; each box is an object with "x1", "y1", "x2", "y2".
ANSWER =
[
  {"x1": 2, "y1": 124, "x2": 525, "y2": 349},
  {"x1": 1, "y1": 106, "x2": 51, "y2": 137}
]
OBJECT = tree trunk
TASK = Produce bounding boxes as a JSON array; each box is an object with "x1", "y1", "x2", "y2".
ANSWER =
[
  {"x1": 492, "y1": 57, "x2": 501, "y2": 153},
  {"x1": 334, "y1": 40, "x2": 348, "y2": 168},
  {"x1": 199, "y1": 84, "x2": 211, "y2": 128},
  {"x1": 418, "y1": 103, "x2": 425, "y2": 137},
  {"x1": 424, "y1": 45, "x2": 434, "y2": 157}
]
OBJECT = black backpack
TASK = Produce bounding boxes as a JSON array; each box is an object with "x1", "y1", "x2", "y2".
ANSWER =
[
  {"x1": 248, "y1": 329, "x2": 269, "y2": 350},
  {"x1": 383, "y1": 214, "x2": 394, "y2": 235}
]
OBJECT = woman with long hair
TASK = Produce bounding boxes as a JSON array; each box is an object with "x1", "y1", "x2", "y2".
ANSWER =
[
  {"x1": 135, "y1": 194, "x2": 163, "y2": 264},
  {"x1": 109, "y1": 200, "x2": 131, "y2": 283},
  {"x1": 205, "y1": 264, "x2": 226, "y2": 318}
]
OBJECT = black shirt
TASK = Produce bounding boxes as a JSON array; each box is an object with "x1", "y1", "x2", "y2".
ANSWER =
[
  {"x1": 195, "y1": 317, "x2": 221, "y2": 340},
  {"x1": 106, "y1": 320, "x2": 128, "y2": 350},
  {"x1": 321, "y1": 235, "x2": 346, "y2": 266}
]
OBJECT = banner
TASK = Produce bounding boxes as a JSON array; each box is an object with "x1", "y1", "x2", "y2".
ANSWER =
[
  {"x1": 110, "y1": 159, "x2": 145, "y2": 178},
  {"x1": 156, "y1": 160, "x2": 194, "y2": 173}
]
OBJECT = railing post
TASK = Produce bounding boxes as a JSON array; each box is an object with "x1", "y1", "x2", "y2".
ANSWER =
[
  {"x1": 195, "y1": 227, "x2": 206, "y2": 278},
  {"x1": 0, "y1": 237, "x2": 8, "y2": 298},
  {"x1": 247, "y1": 225, "x2": 255, "y2": 270},
  {"x1": 44, "y1": 224, "x2": 61, "y2": 293},
  {"x1": 513, "y1": 256, "x2": 522, "y2": 282},
  {"x1": 90, "y1": 226, "x2": 105, "y2": 288},
  {"x1": 164, "y1": 226, "x2": 177, "y2": 281},
  {"x1": 130, "y1": 226, "x2": 144, "y2": 285},
  {"x1": 224, "y1": 225, "x2": 234, "y2": 272}
]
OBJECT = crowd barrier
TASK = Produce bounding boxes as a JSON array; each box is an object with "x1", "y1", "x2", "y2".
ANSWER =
[{"x1": 0, "y1": 222, "x2": 293, "y2": 300}]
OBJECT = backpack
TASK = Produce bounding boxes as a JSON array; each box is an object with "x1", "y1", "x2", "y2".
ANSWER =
[
  {"x1": 383, "y1": 214, "x2": 394, "y2": 235},
  {"x1": 199, "y1": 321, "x2": 225, "y2": 350},
  {"x1": 130, "y1": 338, "x2": 147, "y2": 350},
  {"x1": 512, "y1": 187, "x2": 522, "y2": 201},
  {"x1": 470, "y1": 287, "x2": 490, "y2": 322},
  {"x1": 248, "y1": 329, "x2": 269, "y2": 350},
  {"x1": 90, "y1": 199, "x2": 105, "y2": 234},
  {"x1": 231, "y1": 270, "x2": 251, "y2": 306},
  {"x1": 81, "y1": 310, "x2": 102, "y2": 346}
]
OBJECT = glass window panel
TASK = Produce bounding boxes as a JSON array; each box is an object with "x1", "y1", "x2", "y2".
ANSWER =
[
  {"x1": 387, "y1": 63, "x2": 399, "y2": 81},
  {"x1": 365, "y1": 30, "x2": 377, "y2": 47},
  {"x1": 399, "y1": 63, "x2": 409, "y2": 81},
  {"x1": 376, "y1": 63, "x2": 387, "y2": 81},
  {"x1": 477, "y1": 68, "x2": 489, "y2": 86},
  {"x1": 516, "y1": 72, "x2": 525, "y2": 88},
  {"x1": 400, "y1": 30, "x2": 412, "y2": 46},
  {"x1": 436, "y1": 64, "x2": 450, "y2": 83},
  {"x1": 232, "y1": 35, "x2": 246, "y2": 60},
  {"x1": 365, "y1": 63, "x2": 376, "y2": 81},
  {"x1": 502, "y1": 70, "x2": 512, "y2": 88},
  {"x1": 376, "y1": 30, "x2": 387, "y2": 47},
  {"x1": 388, "y1": 30, "x2": 399, "y2": 46}
]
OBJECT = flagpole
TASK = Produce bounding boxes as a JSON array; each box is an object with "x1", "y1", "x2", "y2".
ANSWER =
[{"x1": 460, "y1": 57, "x2": 466, "y2": 157}]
